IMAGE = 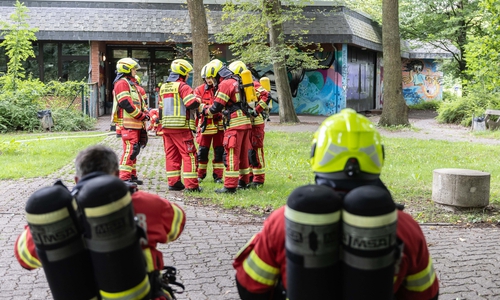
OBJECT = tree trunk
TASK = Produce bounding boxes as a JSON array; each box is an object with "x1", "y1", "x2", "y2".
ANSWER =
[
  {"x1": 379, "y1": 0, "x2": 409, "y2": 126},
  {"x1": 265, "y1": 0, "x2": 300, "y2": 123},
  {"x1": 187, "y1": 0, "x2": 210, "y2": 88}
]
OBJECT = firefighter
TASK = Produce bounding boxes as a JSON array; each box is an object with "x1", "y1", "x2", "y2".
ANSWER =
[
  {"x1": 14, "y1": 145, "x2": 187, "y2": 300},
  {"x1": 233, "y1": 109, "x2": 439, "y2": 300},
  {"x1": 228, "y1": 60, "x2": 269, "y2": 189},
  {"x1": 148, "y1": 108, "x2": 162, "y2": 136},
  {"x1": 195, "y1": 62, "x2": 225, "y2": 183},
  {"x1": 113, "y1": 58, "x2": 150, "y2": 185},
  {"x1": 159, "y1": 59, "x2": 201, "y2": 192},
  {"x1": 201, "y1": 59, "x2": 252, "y2": 193}
]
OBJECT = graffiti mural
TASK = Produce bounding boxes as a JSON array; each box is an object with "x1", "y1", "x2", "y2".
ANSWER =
[
  {"x1": 252, "y1": 50, "x2": 343, "y2": 116},
  {"x1": 402, "y1": 59, "x2": 443, "y2": 105}
]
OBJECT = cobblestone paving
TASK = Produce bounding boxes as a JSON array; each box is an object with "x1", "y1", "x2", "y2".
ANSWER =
[{"x1": 1, "y1": 116, "x2": 500, "y2": 299}]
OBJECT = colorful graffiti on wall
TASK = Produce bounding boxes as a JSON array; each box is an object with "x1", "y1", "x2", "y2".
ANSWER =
[
  {"x1": 254, "y1": 51, "x2": 344, "y2": 116},
  {"x1": 402, "y1": 59, "x2": 443, "y2": 105}
]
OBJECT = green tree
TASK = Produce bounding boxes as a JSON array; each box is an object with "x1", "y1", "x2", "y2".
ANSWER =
[
  {"x1": 379, "y1": 0, "x2": 409, "y2": 126},
  {"x1": 0, "y1": 0, "x2": 38, "y2": 87},
  {"x1": 187, "y1": 0, "x2": 210, "y2": 88},
  {"x1": 399, "y1": 0, "x2": 484, "y2": 83},
  {"x1": 464, "y1": 0, "x2": 500, "y2": 92},
  {"x1": 216, "y1": 0, "x2": 323, "y2": 123}
]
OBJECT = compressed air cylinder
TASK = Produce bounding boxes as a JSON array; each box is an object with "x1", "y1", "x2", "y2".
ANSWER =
[
  {"x1": 77, "y1": 175, "x2": 150, "y2": 300},
  {"x1": 25, "y1": 184, "x2": 98, "y2": 300},
  {"x1": 259, "y1": 77, "x2": 272, "y2": 109},
  {"x1": 285, "y1": 184, "x2": 342, "y2": 300},
  {"x1": 240, "y1": 69, "x2": 258, "y2": 104},
  {"x1": 341, "y1": 185, "x2": 397, "y2": 300}
]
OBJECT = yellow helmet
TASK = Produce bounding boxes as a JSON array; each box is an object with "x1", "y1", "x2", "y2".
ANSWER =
[
  {"x1": 204, "y1": 59, "x2": 224, "y2": 78},
  {"x1": 310, "y1": 108, "x2": 384, "y2": 179},
  {"x1": 135, "y1": 75, "x2": 141, "y2": 85},
  {"x1": 116, "y1": 58, "x2": 140, "y2": 74},
  {"x1": 171, "y1": 59, "x2": 193, "y2": 76},
  {"x1": 228, "y1": 60, "x2": 247, "y2": 75},
  {"x1": 201, "y1": 64, "x2": 208, "y2": 79}
]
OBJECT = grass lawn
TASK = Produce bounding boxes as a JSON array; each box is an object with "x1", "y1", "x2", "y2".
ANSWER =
[{"x1": 0, "y1": 132, "x2": 108, "y2": 179}]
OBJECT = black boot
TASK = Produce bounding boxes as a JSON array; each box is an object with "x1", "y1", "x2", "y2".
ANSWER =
[
  {"x1": 237, "y1": 180, "x2": 248, "y2": 190},
  {"x1": 131, "y1": 175, "x2": 143, "y2": 185},
  {"x1": 215, "y1": 187, "x2": 237, "y2": 194},
  {"x1": 248, "y1": 182, "x2": 264, "y2": 189},
  {"x1": 168, "y1": 181, "x2": 185, "y2": 191},
  {"x1": 185, "y1": 186, "x2": 203, "y2": 192}
]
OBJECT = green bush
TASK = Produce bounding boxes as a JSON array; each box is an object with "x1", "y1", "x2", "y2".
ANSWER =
[
  {"x1": 52, "y1": 108, "x2": 96, "y2": 131},
  {"x1": 436, "y1": 91, "x2": 500, "y2": 126},
  {"x1": 408, "y1": 100, "x2": 441, "y2": 110},
  {"x1": 0, "y1": 75, "x2": 93, "y2": 132}
]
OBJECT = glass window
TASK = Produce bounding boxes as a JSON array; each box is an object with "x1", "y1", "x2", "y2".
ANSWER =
[
  {"x1": 113, "y1": 49, "x2": 127, "y2": 59},
  {"x1": 155, "y1": 50, "x2": 175, "y2": 60},
  {"x1": 23, "y1": 59, "x2": 40, "y2": 79},
  {"x1": 62, "y1": 60, "x2": 88, "y2": 82},
  {"x1": 62, "y1": 43, "x2": 89, "y2": 56},
  {"x1": 43, "y1": 43, "x2": 58, "y2": 82},
  {"x1": 0, "y1": 47, "x2": 6, "y2": 74},
  {"x1": 132, "y1": 49, "x2": 150, "y2": 59}
]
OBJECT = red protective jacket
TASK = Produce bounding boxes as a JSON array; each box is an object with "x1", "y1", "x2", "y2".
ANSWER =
[
  {"x1": 234, "y1": 189, "x2": 439, "y2": 300},
  {"x1": 15, "y1": 190, "x2": 186, "y2": 273},
  {"x1": 194, "y1": 83, "x2": 223, "y2": 135},
  {"x1": 209, "y1": 76, "x2": 251, "y2": 130}
]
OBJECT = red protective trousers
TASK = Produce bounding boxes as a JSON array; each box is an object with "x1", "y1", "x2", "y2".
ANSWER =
[
  {"x1": 223, "y1": 127, "x2": 251, "y2": 188},
  {"x1": 249, "y1": 123, "x2": 266, "y2": 184},
  {"x1": 197, "y1": 130, "x2": 225, "y2": 180},
  {"x1": 119, "y1": 128, "x2": 140, "y2": 181},
  {"x1": 161, "y1": 129, "x2": 198, "y2": 189}
]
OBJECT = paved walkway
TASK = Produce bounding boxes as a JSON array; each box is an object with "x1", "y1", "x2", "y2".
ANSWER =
[{"x1": 1, "y1": 115, "x2": 500, "y2": 299}]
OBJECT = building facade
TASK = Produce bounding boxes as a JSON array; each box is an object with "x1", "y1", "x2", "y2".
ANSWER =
[{"x1": 0, "y1": 0, "x2": 451, "y2": 116}]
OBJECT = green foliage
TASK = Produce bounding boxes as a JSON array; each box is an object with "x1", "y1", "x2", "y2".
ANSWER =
[
  {"x1": 400, "y1": 0, "x2": 483, "y2": 81},
  {"x1": 436, "y1": 91, "x2": 500, "y2": 126},
  {"x1": 464, "y1": 0, "x2": 500, "y2": 93},
  {"x1": 51, "y1": 108, "x2": 96, "y2": 131},
  {"x1": 0, "y1": 77, "x2": 46, "y2": 132},
  {"x1": 0, "y1": 0, "x2": 38, "y2": 84},
  {"x1": 408, "y1": 100, "x2": 441, "y2": 110},
  {"x1": 215, "y1": 0, "x2": 323, "y2": 70}
]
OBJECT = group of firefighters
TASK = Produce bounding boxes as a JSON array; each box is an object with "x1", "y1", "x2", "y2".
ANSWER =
[
  {"x1": 112, "y1": 57, "x2": 271, "y2": 194},
  {"x1": 13, "y1": 56, "x2": 440, "y2": 300}
]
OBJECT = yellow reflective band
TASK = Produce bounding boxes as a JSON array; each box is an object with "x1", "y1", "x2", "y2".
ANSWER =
[
  {"x1": 100, "y1": 275, "x2": 150, "y2": 300},
  {"x1": 217, "y1": 92, "x2": 230, "y2": 103},
  {"x1": 235, "y1": 234, "x2": 257, "y2": 258},
  {"x1": 404, "y1": 257, "x2": 437, "y2": 292},
  {"x1": 285, "y1": 206, "x2": 341, "y2": 226},
  {"x1": 243, "y1": 250, "x2": 280, "y2": 286},
  {"x1": 17, "y1": 230, "x2": 42, "y2": 269},
  {"x1": 26, "y1": 207, "x2": 69, "y2": 225},
  {"x1": 342, "y1": 210, "x2": 397, "y2": 228},
  {"x1": 142, "y1": 248, "x2": 155, "y2": 273},
  {"x1": 84, "y1": 193, "x2": 131, "y2": 218},
  {"x1": 168, "y1": 204, "x2": 184, "y2": 242}
]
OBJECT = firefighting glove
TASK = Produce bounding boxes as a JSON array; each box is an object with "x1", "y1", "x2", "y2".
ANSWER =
[
  {"x1": 248, "y1": 108, "x2": 259, "y2": 118},
  {"x1": 140, "y1": 129, "x2": 148, "y2": 149},
  {"x1": 202, "y1": 105, "x2": 213, "y2": 117}
]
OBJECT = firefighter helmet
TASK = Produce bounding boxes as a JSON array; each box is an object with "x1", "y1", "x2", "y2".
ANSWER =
[
  {"x1": 171, "y1": 59, "x2": 193, "y2": 76},
  {"x1": 204, "y1": 59, "x2": 224, "y2": 78},
  {"x1": 201, "y1": 64, "x2": 208, "y2": 79},
  {"x1": 310, "y1": 108, "x2": 384, "y2": 178},
  {"x1": 116, "y1": 58, "x2": 140, "y2": 74},
  {"x1": 228, "y1": 60, "x2": 247, "y2": 75}
]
